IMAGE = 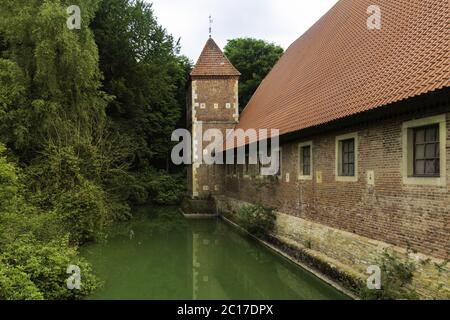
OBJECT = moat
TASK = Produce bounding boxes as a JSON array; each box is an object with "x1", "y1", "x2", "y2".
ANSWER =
[{"x1": 82, "y1": 207, "x2": 349, "y2": 300}]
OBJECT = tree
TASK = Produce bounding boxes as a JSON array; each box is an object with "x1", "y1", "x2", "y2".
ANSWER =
[
  {"x1": 0, "y1": 0, "x2": 189, "y2": 300},
  {"x1": 91, "y1": 0, "x2": 192, "y2": 170},
  {"x1": 224, "y1": 38, "x2": 283, "y2": 111},
  {"x1": 0, "y1": 0, "x2": 117, "y2": 241},
  {"x1": 0, "y1": 143, "x2": 99, "y2": 300}
]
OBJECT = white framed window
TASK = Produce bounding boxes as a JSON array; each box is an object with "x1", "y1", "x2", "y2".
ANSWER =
[
  {"x1": 402, "y1": 114, "x2": 446, "y2": 186},
  {"x1": 335, "y1": 132, "x2": 358, "y2": 182},
  {"x1": 298, "y1": 141, "x2": 313, "y2": 180}
]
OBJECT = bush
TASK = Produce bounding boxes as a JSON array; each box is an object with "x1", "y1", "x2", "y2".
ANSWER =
[
  {"x1": 360, "y1": 250, "x2": 418, "y2": 300},
  {"x1": 103, "y1": 168, "x2": 147, "y2": 206},
  {"x1": 55, "y1": 181, "x2": 107, "y2": 244},
  {"x1": 107, "y1": 201, "x2": 132, "y2": 222},
  {"x1": 0, "y1": 144, "x2": 19, "y2": 211},
  {"x1": 235, "y1": 204, "x2": 276, "y2": 238},
  {"x1": 136, "y1": 169, "x2": 185, "y2": 205},
  {"x1": 0, "y1": 261, "x2": 44, "y2": 300},
  {"x1": 1, "y1": 234, "x2": 99, "y2": 300},
  {"x1": 0, "y1": 143, "x2": 99, "y2": 300}
]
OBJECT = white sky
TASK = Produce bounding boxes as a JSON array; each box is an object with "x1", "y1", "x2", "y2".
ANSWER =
[{"x1": 146, "y1": 0, "x2": 339, "y2": 62}]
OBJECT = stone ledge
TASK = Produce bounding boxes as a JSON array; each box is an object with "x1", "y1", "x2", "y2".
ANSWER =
[
  {"x1": 270, "y1": 234, "x2": 365, "y2": 291},
  {"x1": 181, "y1": 197, "x2": 216, "y2": 215},
  {"x1": 220, "y1": 215, "x2": 358, "y2": 299}
]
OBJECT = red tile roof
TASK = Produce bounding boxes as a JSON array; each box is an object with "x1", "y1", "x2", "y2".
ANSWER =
[
  {"x1": 191, "y1": 37, "x2": 241, "y2": 77},
  {"x1": 235, "y1": 0, "x2": 450, "y2": 141}
]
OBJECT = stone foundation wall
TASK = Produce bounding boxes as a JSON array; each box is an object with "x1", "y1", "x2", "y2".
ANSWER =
[{"x1": 215, "y1": 196, "x2": 450, "y2": 299}]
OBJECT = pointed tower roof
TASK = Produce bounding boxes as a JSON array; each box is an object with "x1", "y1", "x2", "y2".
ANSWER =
[{"x1": 191, "y1": 38, "x2": 241, "y2": 77}]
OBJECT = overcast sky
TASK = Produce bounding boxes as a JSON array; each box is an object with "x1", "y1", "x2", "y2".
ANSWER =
[{"x1": 146, "y1": 0, "x2": 339, "y2": 62}]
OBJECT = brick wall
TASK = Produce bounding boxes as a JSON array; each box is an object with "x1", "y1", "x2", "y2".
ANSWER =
[{"x1": 223, "y1": 107, "x2": 450, "y2": 260}]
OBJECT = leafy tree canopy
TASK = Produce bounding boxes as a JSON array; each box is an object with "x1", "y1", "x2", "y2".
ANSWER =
[
  {"x1": 224, "y1": 38, "x2": 283, "y2": 111},
  {"x1": 0, "y1": 0, "x2": 190, "y2": 300},
  {"x1": 91, "y1": 0, "x2": 191, "y2": 169}
]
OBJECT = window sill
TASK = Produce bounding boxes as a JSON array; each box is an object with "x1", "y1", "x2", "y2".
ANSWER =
[
  {"x1": 403, "y1": 176, "x2": 446, "y2": 187},
  {"x1": 336, "y1": 175, "x2": 358, "y2": 182},
  {"x1": 298, "y1": 175, "x2": 313, "y2": 181}
]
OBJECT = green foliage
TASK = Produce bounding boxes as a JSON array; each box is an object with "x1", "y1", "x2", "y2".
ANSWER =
[
  {"x1": 224, "y1": 38, "x2": 283, "y2": 111},
  {"x1": 55, "y1": 181, "x2": 107, "y2": 243},
  {"x1": 0, "y1": 59, "x2": 28, "y2": 149},
  {"x1": 0, "y1": 0, "x2": 115, "y2": 238},
  {"x1": 0, "y1": 144, "x2": 19, "y2": 209},
  {"x1": 0, "y1": 0, "x2": 108, "y2": 158},
  {"x1": 21, "y1": 137, "x2": 129, "y2": 242},
  {"x1": 0, "y1": 144, "x2": 99, "y2": 299},
  {"x1": 136, "y1": 169, "x2": 186, "y2": 205},
  {"x1": 1, "y1": 234, "x2": 99, "y2": 300},
  {"x1": 0, "y1": 261, "x2": 44, "y2": 300},
  {"x1": 235, "y1": 204, "x2": 276, "y2": 238},
  {"x1": 92, "y1": 0, "x2": 192, "y2": 168},
  {"x1": 360, "y1": 250, "x2": 418, "y2": 300},
  {"x1": 433, "y1": 260, "x2": 449, "y2": 274},
  {"x1": 107, "y1": 202, "x2": 133, "y2": 222},
  {"x1": 0, "y1": 0, "x2": 190, "y2": 300}
]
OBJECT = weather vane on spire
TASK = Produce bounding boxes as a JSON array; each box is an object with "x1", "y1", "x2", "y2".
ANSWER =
[{"x1": 209, "y1": 15, "x2": 213, "y2": 38}]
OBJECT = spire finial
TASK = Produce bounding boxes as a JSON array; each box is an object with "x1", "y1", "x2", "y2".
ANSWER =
[{"x1": 209, "y1": 15, "x2": 213, "y2": 38}]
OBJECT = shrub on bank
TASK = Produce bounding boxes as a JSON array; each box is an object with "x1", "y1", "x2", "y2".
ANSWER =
[
  {"x1": 55, "y1": 181, "x2": 107, "y2": 244},
  {"x1": 1, "y1": 234, "x2": 99, "y2": 300},
  {"x1": 360, "y1": 250, "x2": 418, "y2": 300},
  {"x1": 235, "y1": 204, "x2": 276, "y2": 238},
  {"x1": 135, "y1": 169, "x2": 186, "y2": 206},
  {"x1": 0, "y1": 261, "x2": 44, "y2": 300},
  {"x1": 0, "y1": 143, "x2": 99, "y2": 300}
]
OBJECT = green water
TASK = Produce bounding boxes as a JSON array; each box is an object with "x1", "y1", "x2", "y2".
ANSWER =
[{"x1": 82, "y1": 207, "x2": 349, "y2": 300}]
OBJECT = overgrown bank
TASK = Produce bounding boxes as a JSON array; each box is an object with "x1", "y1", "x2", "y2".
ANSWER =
[{"x1": 0, "y1": 0, "x2": 188, "y2": 300}]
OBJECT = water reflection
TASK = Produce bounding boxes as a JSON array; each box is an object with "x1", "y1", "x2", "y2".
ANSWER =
[{"x1": 82, "y1": 207, "x2": 348, "y2": 300}]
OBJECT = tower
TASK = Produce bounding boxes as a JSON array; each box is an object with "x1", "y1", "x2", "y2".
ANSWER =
[{"x1": 187, "y1": 38, "x2": 240, "y2": 199}]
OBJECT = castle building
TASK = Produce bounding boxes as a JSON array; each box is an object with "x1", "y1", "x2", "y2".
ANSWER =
[{"x1": 187, "y1": 0, "x2": 450, "y2": 298}]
